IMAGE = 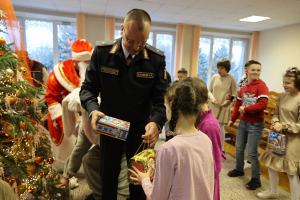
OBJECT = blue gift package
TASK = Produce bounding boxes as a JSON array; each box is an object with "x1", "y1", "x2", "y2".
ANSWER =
[
  {"x1": 95, "y1": 116, "x2": 130, "y2": 141},
  {"x1": 267, "y1": 132, "x2": 286, "y2": 154}
]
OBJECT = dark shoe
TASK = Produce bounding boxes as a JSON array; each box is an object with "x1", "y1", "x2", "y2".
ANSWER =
[
  {"x1": 222, "y1": 150, "x2": 225, "y2": 154},
  {"x1": 85, "y1": 194, "x2": 96, "y2": 200},
  {"x1": 227, "y1": 169, "x2": 245, "y2": 177},
  {"x1": 246, "y1": 178, "x2": 261, "y2": 190},
  {"x1": 247, "y1": 160, "x2": 251, "y2": 164}
]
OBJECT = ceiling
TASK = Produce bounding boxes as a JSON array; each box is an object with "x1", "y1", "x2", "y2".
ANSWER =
[{"x1": 11, "y1": 0, "x2": 300, "y2": 32}]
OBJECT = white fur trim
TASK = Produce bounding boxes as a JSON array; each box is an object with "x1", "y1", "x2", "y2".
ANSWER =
[
  {"x1": 72, "y1": 51, "x2": 92, "y2": 61},
  {"x1": 53, "y1": 63, "x2": 76, "y2": 93},
  {"x1": 48, "y1": 103, "x2": 62, "y2": 120}
]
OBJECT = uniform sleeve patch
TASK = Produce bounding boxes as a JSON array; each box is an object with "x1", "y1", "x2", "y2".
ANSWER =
[
  {"x1": 109, "y1": 44, "x2": 120, "y2": 54},
  {"x1": 164, "y1": 68, "x2": 167, "y2": 80}
]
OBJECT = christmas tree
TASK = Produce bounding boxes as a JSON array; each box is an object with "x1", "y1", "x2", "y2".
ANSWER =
[{"x1": 0, "y1": 10, "x2": 65, "y2": 200}]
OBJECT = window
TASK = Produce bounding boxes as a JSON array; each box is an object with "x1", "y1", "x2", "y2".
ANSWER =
[
  {"x1": 18, "y1": 18, "x2": 76, "y2": 73},
  {"x1": 114, "y1": 28, "x2": 175, "y2": 75},
  {"x1": 198, "y1": 36, "x2": 248, "y2": 85},
  {"x1": 25, "y1": 19, "x2": 54, "y2": 72}
]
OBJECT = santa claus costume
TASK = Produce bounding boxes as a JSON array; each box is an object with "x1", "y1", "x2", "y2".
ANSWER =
[{"x1": 45, "y1": 39, "x2": 93, "y2": 162}]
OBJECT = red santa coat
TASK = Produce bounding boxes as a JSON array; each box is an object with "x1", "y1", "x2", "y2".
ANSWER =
[{"x1": 45, "y1": 59, "x2": 80, "y2": 146}]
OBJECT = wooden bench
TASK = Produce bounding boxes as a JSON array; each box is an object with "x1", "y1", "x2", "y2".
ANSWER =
[{"x1": 225, "y1": 91, "x2": 279, "y2": 142}]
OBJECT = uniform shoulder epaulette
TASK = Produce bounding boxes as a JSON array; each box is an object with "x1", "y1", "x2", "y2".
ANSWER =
[
  {"x1": 96, "y1": 39, "x2": 116, "y2": 46},
  {"x1": 145, "y1": 44, "x2": 164, "y2": 56}
]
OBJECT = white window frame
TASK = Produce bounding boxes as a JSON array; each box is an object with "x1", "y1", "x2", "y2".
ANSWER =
[
  {"x1": 17, "y1": 16, "x2": 76, "y2": 73},
  {"x1": 115, "y1": 27, "x2": 176, "y2": 77},
  {"x1": 199, "y1": 35, "x2": 249, "y2": 84}
]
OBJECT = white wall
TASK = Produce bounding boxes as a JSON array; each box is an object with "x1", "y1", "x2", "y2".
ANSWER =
[
  {"x1": 85, "y1": 15, "x2": 106, "y2": 46},
  {"x1": 256, "y1": 23, "x2": 300, "y2": 93}
]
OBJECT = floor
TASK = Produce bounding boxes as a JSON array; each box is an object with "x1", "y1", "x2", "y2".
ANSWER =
[{"x1": 53, "y1": 132, "x2": 292, "y2": 200}]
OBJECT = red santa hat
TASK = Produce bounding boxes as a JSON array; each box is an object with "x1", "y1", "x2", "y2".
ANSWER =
[{"x1": 72, "y1": 39, "x2": 93, "y2": 61}]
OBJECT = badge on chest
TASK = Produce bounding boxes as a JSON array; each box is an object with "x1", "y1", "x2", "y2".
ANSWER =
[
  {"x1": 101, "y1": 66, "x2": 119, "y2": 75},
  {"x1": 136, "y1": 72, "x2": 154, "y2": 78}
]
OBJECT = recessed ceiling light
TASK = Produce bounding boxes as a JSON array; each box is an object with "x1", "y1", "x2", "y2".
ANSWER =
[{"x1": 239, "y1": 15, "x2": 270, "y2": 22}]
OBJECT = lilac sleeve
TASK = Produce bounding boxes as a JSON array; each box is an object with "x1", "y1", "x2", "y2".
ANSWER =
[
  {"x1": 201, "y1": 124, "x2": 223, "y2": 175},
  {"x1": 141, "y1": 146, "x2": 174, "y2": 200}
]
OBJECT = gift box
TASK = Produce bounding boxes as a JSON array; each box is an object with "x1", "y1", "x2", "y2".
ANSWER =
[
  {"x1": 267, "y1": 132, "x2": 286, "y2": 154},
  {"x1": 128, "y1": 149, "x2": 156, "y2": 184},
  {"x1": 95, "y1": 116, "x2": 130, "y2": 141}
]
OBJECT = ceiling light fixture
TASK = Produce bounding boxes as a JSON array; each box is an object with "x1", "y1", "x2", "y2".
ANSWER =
[{"x1": 239, "y1": 15, "x2": 270, "y2": 22}]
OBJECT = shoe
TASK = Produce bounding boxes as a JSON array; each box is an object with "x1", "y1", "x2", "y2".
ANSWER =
[
  {"x1": 222, "y1": 150, "x2": 225, "y2": 154},
  {"x1": 227, "y1": 169, "x2": 245, "y2": 177},
  {"x1": 257, "y1": 189, "x2": 279, "y2": 199},
  {"x1": 85, "y1": 194, "x2": 96, "y2": 200},
  {"x1": 246, "y1": 178, "x2": 261, "y2": 190},
  {"x1": 247, "y1": 160, "x2": 251, "y2": 164}
]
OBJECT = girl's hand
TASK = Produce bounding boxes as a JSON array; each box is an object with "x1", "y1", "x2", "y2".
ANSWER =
[
  {"x1": 272, "y1": 122, "x2": 284, "y2": 133},
  {"x1": 227, "y1": 121, "x2": 233, "y2": 127},
  {"x1": 128, "y1": 166, "x2": 152, "y2": 185},
  {"x1": 212, "y1": 100, "x2": 218, "y2": 105},
  {"x1": 239, "y1": 106, "x2": 245, "y2": 113}
]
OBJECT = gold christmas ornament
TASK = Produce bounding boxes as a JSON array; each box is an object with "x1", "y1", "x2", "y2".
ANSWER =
[
  {"x1": 43, "y1": 165, "x2": 49, "y2": 174},
  {"x1": 18, "y1": 183, "x2": 27, "y2": 195},
  {"x1": 19, "y1": 121, "x2": 27, "y2": 130},
  {"x1": 26, "y1": 164, "x2": 36, "y2": 176},
  {"x1": 9, "y1": 96, "x2": 17, "y2": 105},
  {"x1": 38, "y1": 171, "x2": 45, "y2": 178},
  {"x1": 53, "y1": 174, "x2": 60, "y2": 181},
  {"x1": 25, "y1": 98, "x2": 32, "y2": 106},
  {"x1": 0, "y1": 51, "x2": 4, "y2": 57},
  {"x1": 16, "y1": 89, "x2": 27, "y2": 98},
  {"x1": 46, "y1": 157, "x2": 54, "y2": 164},
  {"x1": 28, "y1": 132, "x2": 33, "y2": 141},
  {"x1": 13, "y1": 144, "x2": 18, "y2": 152},
  {"x1": 27, "y1": 185, "x2": 37, "y2": 193},
  {"x1": 0, "y1": 38, "x2": 5, "y2": 45},
  {"x1": 5, "y1": 68, "x2": 15, "y2": 78},
  {"x1": 2, "y1": 123, "x2": 14, "y2": 136},
  {"x1": 34, "y1": 156, "x2": 44, "y2": 164},
  {"x1": 0, "y1": 112, "x2": 2, "y2": 120}
]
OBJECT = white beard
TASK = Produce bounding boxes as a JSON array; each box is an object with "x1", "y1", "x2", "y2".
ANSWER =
[{"x1": 78, "y1": 61, "x2": 89, "y2": 86}]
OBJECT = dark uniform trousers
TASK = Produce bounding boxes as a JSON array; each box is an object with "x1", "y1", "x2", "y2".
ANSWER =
[
  {"x1": 100, "y1": 118, "x2": 149, "y2": 200},
  {"x1": 80, "y1": 38, "x2": 168, "y2": 200}
]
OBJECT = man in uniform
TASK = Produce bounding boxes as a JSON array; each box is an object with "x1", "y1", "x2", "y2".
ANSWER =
[{"x1": 80, "y1": 9, "x2": 168, "y2": 200}]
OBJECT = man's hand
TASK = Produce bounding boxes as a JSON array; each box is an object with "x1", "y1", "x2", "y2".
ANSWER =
[
  {"x1": 142, "y1": 122, "x2": 159, "y2": 147},
  {"x1": 212, "y1": 100, "x2": 218, "y2": 105},
  {"x1": 221, "y1": 100, "x2": 230, "y2": 107},
  {"x1": 227, "y1": 121, "x2": 233, "y2": 127},
  {"x1": 91, "y1": 111, "x2": 106, "y2": 131},
  {"x1": 239, "y1": 106, "x2": 245, "y2": 113},
  {"x1": 128, "y1": 166, "x2": 152, "y2": 186}
]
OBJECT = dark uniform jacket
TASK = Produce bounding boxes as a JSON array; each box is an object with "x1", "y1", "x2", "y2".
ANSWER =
[{"x1": 80, "y1": 38, "x2": 168, "y2": 128}]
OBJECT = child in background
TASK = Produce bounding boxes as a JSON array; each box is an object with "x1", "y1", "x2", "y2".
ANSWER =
[
  {"x1": 196, "y1": 77, "x2": 224, "y2": 200},
  {"x1": 208, "y1": 59, "x2": 238, "y2": 154},
  {"x1": 129, "y1": 78, "x2": 214, "y2": 200},
  {"x1": 257, "y1": 67, "x2": 300, "y2": 200},
  {"x1": 227, "y1": 60, "x2": 269, "y2": 190}
]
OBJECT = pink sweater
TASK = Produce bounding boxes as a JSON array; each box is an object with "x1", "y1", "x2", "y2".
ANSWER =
[
  {"x1": 141, "y1": 131, "x2": 214, "y2": 200},
  {"x1": 198, "y1": 109, "x2": 223, "y2": 200}
]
